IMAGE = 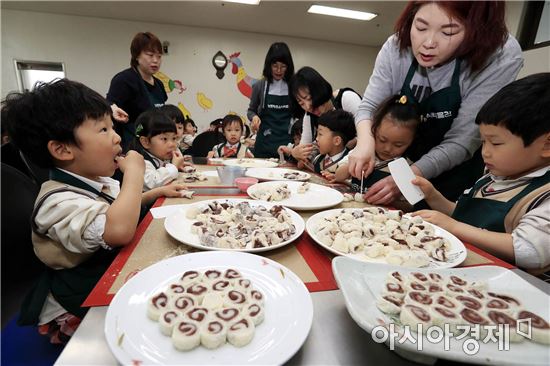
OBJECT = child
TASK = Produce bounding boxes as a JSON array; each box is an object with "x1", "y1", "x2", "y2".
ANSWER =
[
  {"x1": 208, "y1": 114, "x2": 254, "y2": 158},
  {"x1": 332, "y1": 95, "x2": 420, "y2": 189},
  {"x1": 412, "y1": 73, "x2": 550, "y2": 275},
  {"x1": 2, "y1": 79, "x2": 186, "y2": 343},
  {"x1": 277, "y1": 120, "x2": 303, "y2": 161},
  {"x1": 159, "y1": 104, "x2": 186, "y2": 147},
  {"x1": 307, "y1": 110, "x2": 356, "y2": 174},
  {"x1": 133, "y1": 109, "x2": 189, "y2": 191},
  {"x1": 180, "y1": 118, "x2": 197, "y2": 152}
]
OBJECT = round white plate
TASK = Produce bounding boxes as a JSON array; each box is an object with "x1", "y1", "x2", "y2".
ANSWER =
[
  {"x1": 164, "y1": 199, "x2": 305, "y2": 252},
  {"x1": 223, "y1": 158, "x2": 279, "y2": 168},
  {"x1": 247, "y1": 181, "x2": 344, "y2": 211},
  {"x1": 246, "y1": 167, "x2": 311, "y2": 182},
  {"x1": 105, "y1": 251, "x2": 314, "y2": 365},
  {"x1": 307, "y1": 208, "x2": 467, "y2": 268}
]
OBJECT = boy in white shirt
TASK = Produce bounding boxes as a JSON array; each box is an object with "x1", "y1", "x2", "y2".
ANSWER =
[
  {"x1": 412, "y1": 73, "x2": 550, "y2": 275},
  {"x1": 3, "y1": 79, "x2": 185, "y2": 343}
]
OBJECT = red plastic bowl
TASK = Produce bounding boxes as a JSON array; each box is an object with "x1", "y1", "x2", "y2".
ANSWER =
[{"x1": 234, "y1": 177, "x2": 259, "y2": 192}]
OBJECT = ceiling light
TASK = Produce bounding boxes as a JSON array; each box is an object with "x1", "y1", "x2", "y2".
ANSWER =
[
  {"x1": 308, "y1": 5, "x2": 377, "y2": 21},
  {"x1": 224, "y1": 0, "x2": 260, "y2": 5}
]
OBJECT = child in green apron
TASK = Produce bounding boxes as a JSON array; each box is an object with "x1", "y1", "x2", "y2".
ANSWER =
[
  {"x1": 3, "y1": 79, "x2": 146, "y2": 343},
  {"x1": 410, "y1": 74, "x2": 550, "y2": 275},
  {"x1": 208, "y1": 114, "x2": 254, "y2": 159},
  {"x1": 306, "y1": 110, "x2": 356, "y2": 176},
  {"x1": 333, "y1": 95, "x2": 420, "y2": 192}
]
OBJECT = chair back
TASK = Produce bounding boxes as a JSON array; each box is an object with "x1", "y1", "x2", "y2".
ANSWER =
[{"x1": 187, "y1": 131, "x2": 225, "y2": 157}]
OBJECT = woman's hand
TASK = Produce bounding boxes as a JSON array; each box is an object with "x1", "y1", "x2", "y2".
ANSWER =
[
  {"x1": 363, "y1": 175, "x2": 401, "y2": 205},
  {"x1": 111, "y1": 104, "x2": 129, "y2": 123},
  {"x1": 251, "y1": 115, "x2": 261, "y2": 132},
  {"x1": 411, "y1": 210, "x2": 458, "y2": 233},
  {"x1": 291, "y1": 143, "x2": 314, "y2": 161},
  {"x1": 347, "y1": 142, "x2": 375, "y2": 179}
]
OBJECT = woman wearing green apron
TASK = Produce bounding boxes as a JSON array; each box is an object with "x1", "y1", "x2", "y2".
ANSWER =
[
  {"x1": 348, "y1": 1, "x2": 523, "y2": 205},
  {"x1": 247, "y1": 42, "x2": 294, "y2": 158},
  {"x1": 107, "y1": 32, "x2": 168, "y2": 152}
]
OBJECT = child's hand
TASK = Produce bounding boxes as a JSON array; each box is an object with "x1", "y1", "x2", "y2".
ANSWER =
[
  {"x1": 278, "y1": 146, "x2": 291, "y2": 155},
  {"x1": 116, "y1": 150, "x2": 144, "y2": 175},
  {"x1": 171, "y1": 150, "x2": 187, "y2": 170},
  {"x1": 321, "y1": 170, "x2": 336, "y2": 183},
  {"x1": 411, "y1": 210, "x2": 458, "y2": 232},
  {"x1": 411, "y1": 176, "x2": 437, "y2": 201},
  {"x1": 207, "y1": 151, "x2": 215, "y2": 159},
  {"x1": 296, "y1": 161, "x2": 305, "y2": 169},
  {"x1": 292, "y1": 143, "x2": 314, "y2": 161},
  {"x1": 159, "y1": 182, "x2": 189, "y2": 198}
]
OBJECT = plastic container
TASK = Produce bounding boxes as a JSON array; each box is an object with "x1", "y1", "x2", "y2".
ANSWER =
[{"x1": 216, "y1": 166, "x2": 247, "y2": 185}]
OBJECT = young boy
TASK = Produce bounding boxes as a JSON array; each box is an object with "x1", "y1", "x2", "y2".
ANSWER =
[
  {"x1": 208, "y1": 114, "x2": 254, "y2": 158},
  {"x1": 3, "y1": 79, "x2": 185, "y2": 343},
  {"x1": 307, "y1": 110, "x2": 356, "y2": 175},
  {"x1": 411, "y1": 73, "x2": 550, "y2": 275}
]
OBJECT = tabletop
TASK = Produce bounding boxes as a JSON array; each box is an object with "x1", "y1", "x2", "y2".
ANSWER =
[{"x1": 54, "y1": 162, "x2": 549, "y2": 365}]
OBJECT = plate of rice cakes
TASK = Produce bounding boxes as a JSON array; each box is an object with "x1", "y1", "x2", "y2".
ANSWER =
[
  {"x1": 105, "y1": 251, "x2": 313, "y2": 365},
  {"x1": 333, "y1": 258, "x2": 550, "y2": 365},
  {"x1": 164, "y1": 199, "x2": 305, "y2": 252},
  {"x1": 306, "y1": 207, "x2": 466, "y2": 268}
]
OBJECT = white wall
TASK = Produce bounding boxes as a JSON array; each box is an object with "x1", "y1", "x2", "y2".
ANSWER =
[{"x1": 1, "y1": 9, "x2": 378, "y2": 131}]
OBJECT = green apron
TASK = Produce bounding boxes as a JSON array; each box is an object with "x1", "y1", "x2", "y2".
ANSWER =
[
  {"x1": 254, "y1": 83, "x2": 291, "y2": 158},
  {"x1": 18, "y1": 169, "x2": 118, "y2": 325},
  {"x1": 452, "y1": 171, "x2": 550, "y2": 232},
  {"x1": 401, "y1": 59, "x2": 484, "y2": 202}
]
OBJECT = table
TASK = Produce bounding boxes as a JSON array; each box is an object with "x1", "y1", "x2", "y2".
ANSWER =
[{"x1": 54, "y1": 164, "x2": 549, "y2": 365}]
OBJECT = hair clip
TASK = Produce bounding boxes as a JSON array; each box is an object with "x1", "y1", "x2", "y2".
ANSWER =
[
  {"x1": 398, "y1": 95, "x2": 408, "y2": 105},
  {"x1": 135, "y1": 124, "x2": 144, "y2": 137}
]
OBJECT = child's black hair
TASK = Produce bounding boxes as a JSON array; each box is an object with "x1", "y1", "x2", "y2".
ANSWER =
[
  {"x1": 133, "y1": 109, "x2": 176, "y2": 150},
  {"x1": 221, "y1": 114, "x2": 243, "y2": 131},
  {"x1": 317, "y1": 110, "x2": 356, "y2": 145},
  {"x1": 371, "y1": 95, "x2": 421, "y2": 137},
  {"x1": 2, "y1": 78, "x2": 111, "y2": 168},
  {"x1": 184, "y1": 118, "x2": 197, "y2": 132},
  {"x1": 476, "y1": 73, "x2": 550, "y2": 146},
  {"x1": 290, "y1": 120, "x2": 303, "y2": 139},
  {"x1": 262, "y1": 42, "x2": 294, "y2": 83},
  {"x1": 159, "y1": 104, "x2": 185, "y2": 124}
]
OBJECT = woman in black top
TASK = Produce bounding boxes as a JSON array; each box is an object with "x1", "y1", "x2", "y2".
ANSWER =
[{"x1": 107, "y1": 32, "x2": 168, "y2": 152}]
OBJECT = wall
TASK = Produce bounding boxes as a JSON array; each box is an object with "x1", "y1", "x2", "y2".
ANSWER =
[{"x1": 1, "y1": 9, "x2": 378, "y2": 130}]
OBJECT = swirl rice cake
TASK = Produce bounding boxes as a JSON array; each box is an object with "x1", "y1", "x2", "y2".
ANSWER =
[
  {"x1": 315, "y1": 207, "x2": 452, "y2": 267},
  {"x1": 186, "y1": 201, "x2": 296, "y2": 249},
  {"x1": 147, "y1": 268, "x2": 265, "y2": 351},
  {"x1": 375, "y1": 271, "x2": 549, "y2": 344}
]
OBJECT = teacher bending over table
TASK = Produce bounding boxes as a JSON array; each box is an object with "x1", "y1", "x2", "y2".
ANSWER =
[
  {"x1": 107, "y1": 32, "x2": 168, "y2": 152},
  {"x1": 348, "y1": 1, "x2": 523, "y2": 205}
]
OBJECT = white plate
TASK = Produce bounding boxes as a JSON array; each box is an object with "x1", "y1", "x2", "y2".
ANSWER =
[
  {"x1": 164, "y1": 198, "x2": 305, "y2": 252},
  {"x1": 306, "y1": 208, "x2": 467, "y2": 268},
  {"x1": 223, "y1": 158, "x2": 279, "y2": 168},
  {"x1": 332, "y1": 258, "x2": 550, "y2": 365},
  {"x1": 105, "y1": 251, "x2": 313, "y2": 365},
  {"x1": 247, "y1": 181, "x2": 344, "y2": 211},
  {"x1": 246, "y1": 167, "x2": 311, "y2": 182}
]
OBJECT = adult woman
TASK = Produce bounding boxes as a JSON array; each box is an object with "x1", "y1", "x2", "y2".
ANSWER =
[
  {"x1": 247, "y1": 42, "x2": 294, "y2": 158},
  {"x1": 290, "y1": 66, "x2": 362, "y2": 161},
  {"x1": 349, "y1": 1, "x2": 523, "y2": 205},
  {"x1": 107, "y1": 32, "x2": 168, "y2": 152}
]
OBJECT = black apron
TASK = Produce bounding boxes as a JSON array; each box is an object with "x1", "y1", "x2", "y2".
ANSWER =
[
  {"x1": 254, "y1": 83, "x2": 291, "y2": 158},
  {"x1": 452, "y1": 171, "x2": 550, "y2": 232},
  {"x1": 350, "y1": 158, "x2": 396, "y2": 193},
  {"x1": 18, "y1": 169, "x2": 119, "y2": 325},
  {"x1": 401, "y1": 59, "x2": 484, "y2": 203},
  {"x1": 312, "y1": 148, "x2": 350, "y2": 174}
]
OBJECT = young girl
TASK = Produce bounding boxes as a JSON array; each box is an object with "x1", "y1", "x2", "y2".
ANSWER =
[
  {"x1": 179, "y1": 118, "x2": 197, "y2": 152},
  {"x1": 333, "y1": 95, "x2": 420, "y2": 192},
  {"x1": 277, "y1": 120, "x2": 303, "y2": 162},
  {"x1": 134, "y1": 109, "x2": 188, "y2": 191},
  {"x1": 208, "y1": 114, "x2": 254, "y2": 158}
]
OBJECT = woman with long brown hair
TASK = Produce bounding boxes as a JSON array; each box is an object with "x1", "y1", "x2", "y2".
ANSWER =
[{"x1": 348, "y1": 1, "x2": 523, "y2": 205}]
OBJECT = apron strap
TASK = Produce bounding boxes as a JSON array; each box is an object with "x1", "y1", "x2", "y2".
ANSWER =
[{"x1": 50, "y1": 169, "x2": 115, "y2": 203}]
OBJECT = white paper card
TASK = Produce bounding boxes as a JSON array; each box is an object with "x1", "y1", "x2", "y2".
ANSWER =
[{"x1": 388, "y1": 158, "x2": 424, "y2": 205}]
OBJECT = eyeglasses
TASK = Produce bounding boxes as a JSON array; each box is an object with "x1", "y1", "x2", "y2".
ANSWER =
[{"x1": 271, "y1": 63, "x2": 287, "y2": 71}]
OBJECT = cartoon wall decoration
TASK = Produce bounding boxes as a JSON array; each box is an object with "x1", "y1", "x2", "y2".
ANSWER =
[
  {"x1": 228, "y1": 52, "x2": 260, "y2": 99},
  {"x1": 178, "y1": 102, "x2": 192, "y2": 119},
  {"x1": 212, "y1": 51, "x2": 228, "y2": 79},
  {"x1": 154, "y1": 71, "x2": 186, "y2": 94},
  {"x1": 196, "y1": 92, "x2": 213, "y2": 111}
]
